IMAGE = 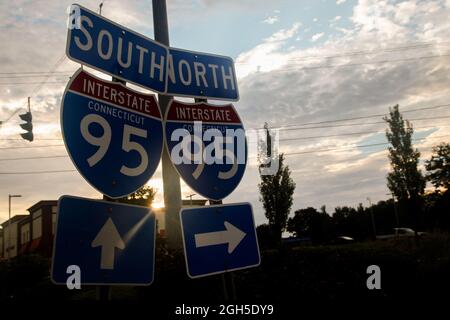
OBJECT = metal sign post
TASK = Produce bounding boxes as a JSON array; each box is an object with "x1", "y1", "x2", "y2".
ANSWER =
[
  {"x1": 152, "y1": 0, "x2": 182, "y2": 249},
  {"x1": 196, "y1": 97, "x2": 236, "y2": 300}
]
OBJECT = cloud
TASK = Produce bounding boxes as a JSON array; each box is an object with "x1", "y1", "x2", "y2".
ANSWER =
[
  {"x1": 2, "y1": 0, "x2": 450, "y2": 225},
  {"x1": 311, "y1": 32, "x2": 325, "y2": 42},
  {"x1": 235, "y1": 22, "x2": 302, "y2": 78},
  {"x1": 262, "y1": 15, "x2": 279, "y2": 25},
  {"x1": 230, "y1": 0, "x2": 450, "y2": 218},
  {"x1": 336, "y1": 0, "x2": 347, "y2": 4},
  {"x1": 331, "y1": 15, "x2": 342, "y2": 22}
]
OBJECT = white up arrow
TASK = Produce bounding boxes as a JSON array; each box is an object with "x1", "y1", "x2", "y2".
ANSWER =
[
  {"x1": 91, "y1": 218, "x2": 125, "y2": 270},
  {"x1": 194, "y1": 221, "x2": 246, "y2": 254}
]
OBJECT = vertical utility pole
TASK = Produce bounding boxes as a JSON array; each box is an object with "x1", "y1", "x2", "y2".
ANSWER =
[
  {"x1": 391, "y1": 192, "x2": 399, "y2": 227},
  {"x1": 7, "y1": 194, "x2": 21, "y2": 260},
  {"x1": 367, "y1": 197, "x2": 377, "y2": 239},
  {"x1": 153, "y1": 0, "x2": 182, "y2": 249},
  {"x1": 187, "y1": 194, "x2": 196, "y2": 206}
]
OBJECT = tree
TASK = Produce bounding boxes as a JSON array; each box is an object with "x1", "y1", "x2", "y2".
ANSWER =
[
  {"x1": 287, "y1": 207, "x2": 333, "y2": 243},
  {"x1": 258, "y1": 124, "x2": 296, "y2": 241},
  {"x1": 384, "y1": 105, "x2": 425, "y2": 200},
  {"x1": 425, "y1": 143, "x2": 450, "y2": 193},
  {"x1": 118, "y1": 185, "x2": 157, "y2": 207},
  {"x1": 384, "y1": 105, "x2": 425, "y2": 231}
]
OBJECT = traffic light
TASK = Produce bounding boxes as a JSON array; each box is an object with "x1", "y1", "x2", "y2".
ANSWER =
[{"x1": 19, "y1": 111, "x2": 33, "y2": 142}]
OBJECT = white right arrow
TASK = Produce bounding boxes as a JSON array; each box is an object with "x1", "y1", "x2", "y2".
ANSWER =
[
  {"x1": 91, "y1": 218, "x2": 125, "y2": 270},
  {"x1": 194, "y1": 221, "x2": 246, "y2": 254}
]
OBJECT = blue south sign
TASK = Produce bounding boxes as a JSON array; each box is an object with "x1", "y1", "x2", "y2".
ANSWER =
[
  {"x1": 61, "y1": 68, "x2": 163, "y2": 198},
  {"x1": 66, "y1": 4, "x2": 168, "y2": 93}
]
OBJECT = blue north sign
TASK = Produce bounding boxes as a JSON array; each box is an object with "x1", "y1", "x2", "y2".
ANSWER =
[
  {"x1": 66, "y1": 4, "x2": 239, "y2": 101},
  {"x1": 167, "y1": 47, "x2": 239, "y2": 101}
]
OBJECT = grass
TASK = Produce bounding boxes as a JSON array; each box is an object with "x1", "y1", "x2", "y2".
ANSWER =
[{"x1": 1, "y1": 233, "x2": 449, "y2": 307}]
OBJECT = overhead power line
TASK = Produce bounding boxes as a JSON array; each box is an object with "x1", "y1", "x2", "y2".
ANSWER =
[
  {"x1": 0, "y1": 81, "x2": 67, "y2": 86},
  {"x1": 0, "y1": 71, "x2": 74, "y2": 75},
  {"x1": 236, "y1": 41, "x2": 450, "y2": 65},
  {"x1": 277, "y1": 115, "x2": 450, "y2": 131},
  {"x1": 271, "y1": 103, "x2": 450, "y2": 129},
  {"x1": 0, "y1": 74, "x2": 72, "y2": 79},
  {"x1": 251, "y1": 52, "x2": 450, "y2": 74},
  {"x1": 283, "y1": 134, "x2": 450, "y2": 156},
  {"x1": 0, "y1": 155, "x2": 68, "y2": 161},
  {"x1": 279, "y1": 123, "x2": 450, "y2": 142},
  {"x1": 0, "y1": 144, "x2": 64, "y2": 150},
  {"x1": 0, "y1": 169, "x2": 76, "y2": 175},
  {"x1": 1, "y1": 133, "x2": 449, "y2": 168}
]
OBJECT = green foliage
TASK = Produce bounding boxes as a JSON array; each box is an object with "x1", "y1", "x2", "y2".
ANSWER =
[
  {"x1": 425, "y1": 143, "x2": 450, "y2": 193},
  {"x1": 118, "y1": 185, "x2": 157, "y2": 207},
  {"x1": 383, "y1": 105, "x2": 425, "y2": 200},
  {"x1": 287, "y1": 207, "x2": 333, "y2": 243},
  {"x1": 258, "y1": 124, "x2": 296, "y2": 241},
  {"x1": 256, "y1": 223, "x2": 278, "y2": 248}
]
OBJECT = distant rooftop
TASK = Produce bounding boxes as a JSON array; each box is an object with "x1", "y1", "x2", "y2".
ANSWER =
[{"x1": 1, "y1": 214, "x2": 29, "y2": 227}]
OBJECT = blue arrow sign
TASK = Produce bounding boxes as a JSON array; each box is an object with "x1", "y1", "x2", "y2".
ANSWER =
[
  {"x1": 66, "y1": 4, "x2": 168, "y2": 93},
  {"x1": 180, "y1": 203, "x2": 260, "y2": 278},
  {"x1": 51, "y1": 195, "x2": 156, "y2": 285},
  {"x1": 167, "y1": 47, "x2": 239, "y2": 101},
  {"x1": 164, "y1": 100, "x2": 247, "y2": 201},
  {"x1": 61, "y1": 68, "x2": 163, "y2": 198}
]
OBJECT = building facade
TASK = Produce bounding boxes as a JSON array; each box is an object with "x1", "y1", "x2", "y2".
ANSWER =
[
  {"x1": 0, "y1": 198, "x2": 207, "y2": 260},
  {"x1": 1, "y1": 214, "x2": 28, "y2": 259}
]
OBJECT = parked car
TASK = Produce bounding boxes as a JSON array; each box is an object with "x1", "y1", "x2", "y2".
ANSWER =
[{"x1": 376, "y1": 227, "x2": 425, "y2": 240}]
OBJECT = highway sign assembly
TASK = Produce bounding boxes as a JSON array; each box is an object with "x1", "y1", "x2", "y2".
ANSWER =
[
  {"x1": 164, "y1": 100, "x2": 247, "y2": 201},
  {"x1": 66, "y1": 4, "x2": 239, "y2": 101},
  {"x1": 180, "y1": 202, "x2": 260, "y2": 278},
  {"x1": 61, "y1": 68, "x2": 163, "y2": 198},
  {"x1": 67, "y1": 4, "x2": 168, "y2": 93},
  {"x1": 51, "y1": 195, "x2": 156, "y2": 285},
  {"x1": 167, "y1": 47, "x2": 239, "y2": 101}
]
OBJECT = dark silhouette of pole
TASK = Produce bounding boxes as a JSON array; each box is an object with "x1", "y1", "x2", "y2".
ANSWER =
[
  {"x1": 153, "y1": 0, "x2": 182, "y2": 250},
  {"x1": 387, "y1": 192, "x2": 400, "y2": 227},
  {"x1": 367, "y1": 197, "x2": 377, "y2": 239},
  {"x1": 7, "y1": 194, "x2": 22, "y2": 260}
]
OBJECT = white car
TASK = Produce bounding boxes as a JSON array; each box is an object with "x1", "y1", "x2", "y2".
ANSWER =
[{"x1": 376, "y1": 227, "x2": 425, "y2": 240}]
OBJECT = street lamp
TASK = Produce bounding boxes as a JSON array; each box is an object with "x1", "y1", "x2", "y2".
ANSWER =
[
  {"x1": 187, "y1": 194, "x2": 196, "y2": 206},
  {"x1": 7, "y1": 194, "x2": 22, "y2": 260},
  {"x1": 387, "y1": 192, "x2": 400, "y2": 227}
]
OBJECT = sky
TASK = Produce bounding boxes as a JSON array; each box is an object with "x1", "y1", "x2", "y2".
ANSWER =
[{"x1": 1, "y1": 0, "x2": 450, "y2": 227}]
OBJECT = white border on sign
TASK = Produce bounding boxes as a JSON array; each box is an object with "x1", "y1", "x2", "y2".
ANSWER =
[
  {"x1": 179, "y1": 202, "x2": 261, "y2": 279},
  {"x1": 166, "y1": 46, "x2": 240, "y2": 102},
  {"x1": 51, "y1": 195, "x2": 157, "y2": 286},
  {"x1": 66, "y1": 3, "x2": 170, "y2": 94},
  {"x1": 163, "y1": 99, "x2": 248, "y2": 201},
  {"x1": 60, "y1": 67, "x2": 164, "y2": 199}
]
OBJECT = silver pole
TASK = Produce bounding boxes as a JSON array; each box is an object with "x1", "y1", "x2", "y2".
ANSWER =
[
  {"x1": 8, "y1": 195, "x2": 11, "y2": 260},
  {"x1": 7, "y1": 194, "x2": 21, "y2": 260},
  {"x1": 152, "y1": 0, "x2": 182, "y2": 249}
]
